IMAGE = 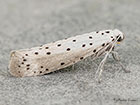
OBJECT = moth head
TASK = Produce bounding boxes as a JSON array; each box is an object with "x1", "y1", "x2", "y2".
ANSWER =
[{"x1": 113, "y1": 29, "x2": 125, "y2": 44}]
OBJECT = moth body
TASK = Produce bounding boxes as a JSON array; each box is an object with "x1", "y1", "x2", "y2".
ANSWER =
[{"x1": 9, "y1": 29, "x2": 124, "y2": 77}]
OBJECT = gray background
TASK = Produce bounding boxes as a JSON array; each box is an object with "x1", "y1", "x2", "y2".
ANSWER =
[{"x1": 0, "y1": 0, "x2": 140, "y2": 105}]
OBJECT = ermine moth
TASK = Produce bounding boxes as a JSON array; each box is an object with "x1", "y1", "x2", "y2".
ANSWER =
[{"x1": 9, "y1": 29, "x2": 128, "y2": 78}]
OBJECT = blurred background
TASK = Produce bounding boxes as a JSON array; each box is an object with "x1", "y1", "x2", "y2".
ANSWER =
[{"x1": 0, "y1": 0, "x2": 140, "y2": 105}]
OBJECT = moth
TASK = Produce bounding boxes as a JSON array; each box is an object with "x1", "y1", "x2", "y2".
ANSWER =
[{"x1": 9, "y1": 29, "x2": 129, "y2": 82}]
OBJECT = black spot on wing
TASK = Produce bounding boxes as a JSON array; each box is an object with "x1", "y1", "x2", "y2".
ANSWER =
[
  {"x1": 57, "y1": 44, "x2": 61, "y2": 47},
  {"x1": 23, "y1": 59, "x2": 27, "y2": 61},
  {"x1": 46, "y1": 52, "x2": 51, "y2": 55},
  {"x1": 26, "y1": 64, "x2": 30, "y2": 67},
  {"x1": 27, "y1": 68, "x2": 30, "y2": 70},
  {"x1": 82, "y1": 44, "x2": 86, "y2": 47},
  {"x1": 45, "y1": 46, "x2": 49, "y2": 49},
  {"x1": 102, "y1": 43, "x2": 105, "y2": 46},
  {"x1": 93, "y1": 49, "x2": 96, "y2": 53},
  {"x1": 80, "y1": 57, "x2": 84, "y2": 60},
  {"x1": 96, "y1": 31, "x2": 99, "y2": 33},
  {"x1": 25, "y1": 54, "x2": 28, "y2": 56},
  {"x1": 105, "y1": 31, "x2": 110, "y2": 33},
  {"x1": 89, "y1": 43, "x2": 93, "y2": 45},
  {"x1": 35, "y1": 52, "x2": 38, "y2": 55},
  {"x1": 61, "y1": 62, "x2": 65, "y2": 65},
  {"x1": 89, "y1": 36, "x2": 92, "y2": 39},
  {"x1": 66, "y1": 48, "x2": 71, "y2": 51},
  {"x1": 73, "y1": 40, "x2": 76, "y2": 42}
]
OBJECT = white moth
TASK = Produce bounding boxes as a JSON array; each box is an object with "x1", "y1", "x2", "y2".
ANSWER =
[{"x1": 9, "y1": 29, "x2": 129, "y2": 81}]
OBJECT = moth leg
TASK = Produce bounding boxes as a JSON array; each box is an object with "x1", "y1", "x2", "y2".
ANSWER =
[
  {"x1": 95, "y1": 51, "x2": 110, "y2": 83},
  {"x1": 72, "y1": 64, "x2": 75, "y2": 70},
  {"x1": 112, "y1": 51, "x2": 130, "y2": 73}
]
